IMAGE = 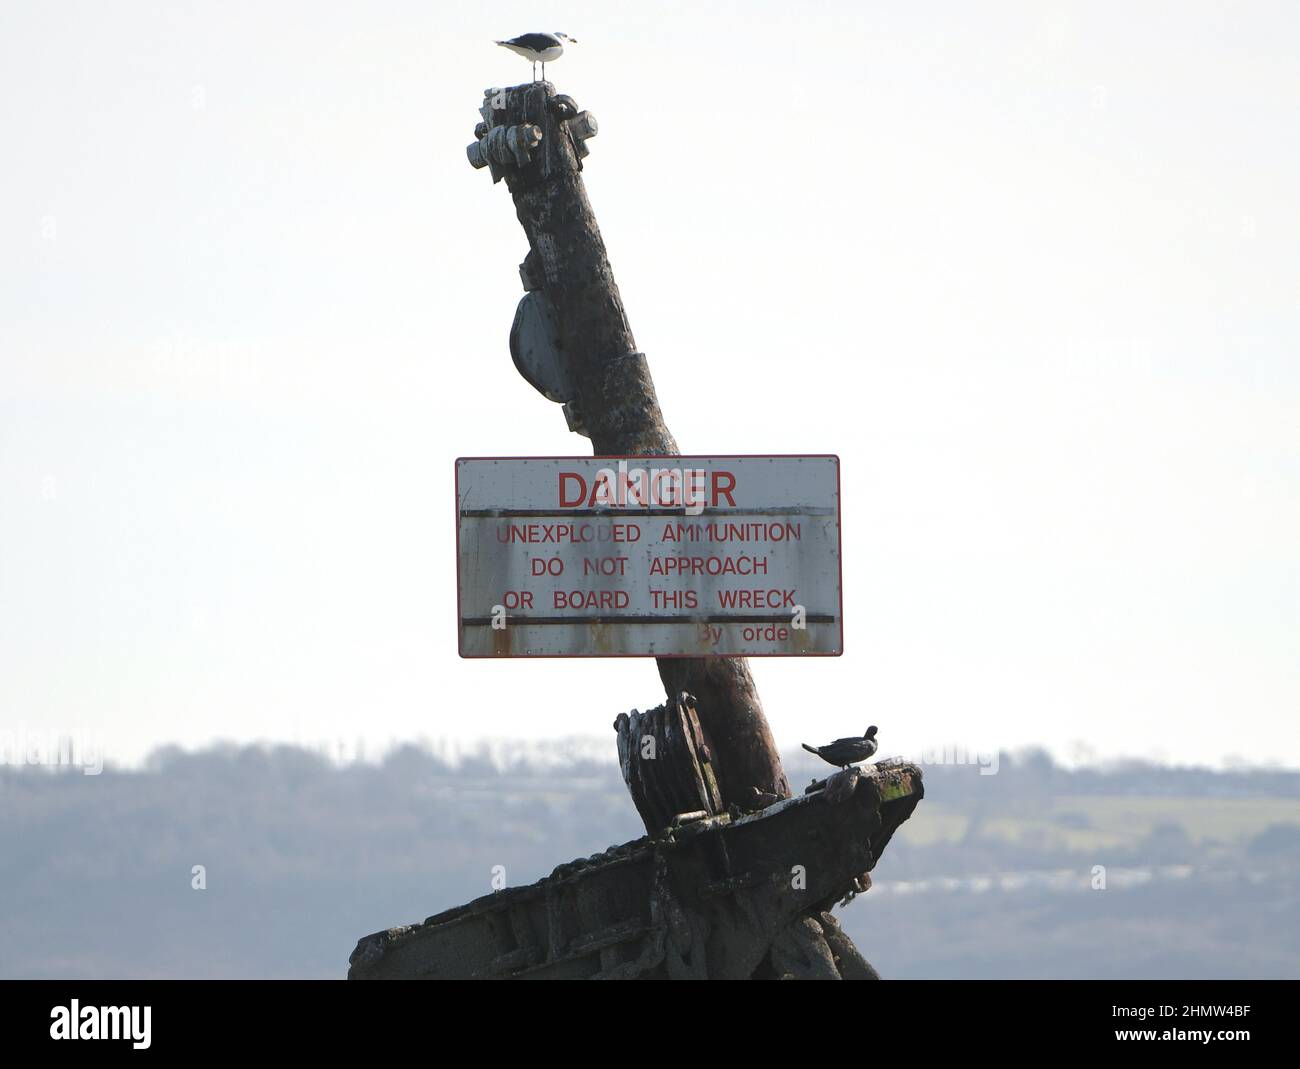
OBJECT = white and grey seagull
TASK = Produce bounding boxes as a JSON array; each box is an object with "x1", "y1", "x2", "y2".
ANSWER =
[{"x1": 495, "y1": 32, "x2": 576, "y2": 82}]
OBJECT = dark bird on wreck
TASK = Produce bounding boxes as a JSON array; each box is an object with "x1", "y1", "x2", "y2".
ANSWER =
[{"x1": 802, "y1": 726, "x2": 879, "y2": 770}]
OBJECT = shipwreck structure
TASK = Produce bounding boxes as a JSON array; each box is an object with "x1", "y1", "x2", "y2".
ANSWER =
[
  {"x1": 348, "y1": 81, "x2": 923, "y2": 979},
  {"x1": 350, "y1": 759, "x2": 921, "y2": 980}
]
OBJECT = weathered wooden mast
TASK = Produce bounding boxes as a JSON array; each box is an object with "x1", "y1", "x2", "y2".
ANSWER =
[{"x1": 468, "y1": 81, "x2": 790, "y2": 814}]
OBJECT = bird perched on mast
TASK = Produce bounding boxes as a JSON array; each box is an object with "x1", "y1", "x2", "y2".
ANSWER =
[
  {"x1": 495, "y1": 32, "x2": 577, "y2": 82},
  {"x1": 802, "y1": 726, "x2": 879, "y2": 770}
]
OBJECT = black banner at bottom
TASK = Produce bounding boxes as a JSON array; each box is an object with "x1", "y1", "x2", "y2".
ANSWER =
[{"x1": 2, "y1": 978, "x2": 1292, "y2": 1055}]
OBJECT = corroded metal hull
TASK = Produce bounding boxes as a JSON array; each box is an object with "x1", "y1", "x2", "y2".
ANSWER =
[{"x1": 348, "y1": 760, "x2": 922, "y2": 980}]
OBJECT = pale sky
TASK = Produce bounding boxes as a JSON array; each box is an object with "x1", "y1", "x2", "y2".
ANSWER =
[{"x1": 2, "y1": 2, "x2": 1297, "y2": 769}]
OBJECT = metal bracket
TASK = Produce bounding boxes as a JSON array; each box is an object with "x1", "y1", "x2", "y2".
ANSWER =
[
  {"x1": 467, "y1": 123, "x2": 543, "y2": 176},
  {"x1": 469, "y1": 87, "x2": 597, "y2": 177},
  {"x1": 563, "y1": 400, "x2": 589, "y2": 437}
]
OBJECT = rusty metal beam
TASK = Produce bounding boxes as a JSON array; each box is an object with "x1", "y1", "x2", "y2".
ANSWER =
[{"x1": 466, "y1": 82, "x2": 790, "y2": 811}]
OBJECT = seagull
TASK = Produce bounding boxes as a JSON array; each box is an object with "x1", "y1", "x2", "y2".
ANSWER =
[
  {"x1": 802, "y1": 726, "x2": 879, "y2": 770},
  {"x1": 495, "y1": 32, "x2": 576, "y2": 82}
]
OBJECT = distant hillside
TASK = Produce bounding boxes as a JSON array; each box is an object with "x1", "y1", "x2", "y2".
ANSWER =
[{"x1": 1, "y1": 744, "x2": 1297, "y2": 978}]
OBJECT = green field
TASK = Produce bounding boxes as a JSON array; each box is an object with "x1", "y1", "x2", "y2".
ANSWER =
[{"x1": 903, "y1": 795, "x2": 1300, "y2": 851}]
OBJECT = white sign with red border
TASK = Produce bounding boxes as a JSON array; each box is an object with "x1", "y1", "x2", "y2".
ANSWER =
[{"x1": 456, "y1": 455, "x2": 843, "y2": 658}]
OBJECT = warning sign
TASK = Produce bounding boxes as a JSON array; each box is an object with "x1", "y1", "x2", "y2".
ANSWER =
[{"x1": 456, "y1": 455, "x2": 843, "y2": 658}]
